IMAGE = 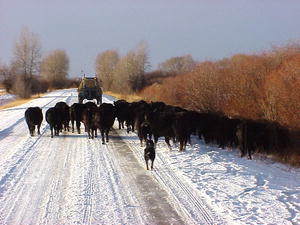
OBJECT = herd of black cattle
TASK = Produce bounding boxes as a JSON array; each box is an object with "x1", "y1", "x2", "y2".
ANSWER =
[{"x1": 24, "y1": 99, "x2": 292, "y2": 159}]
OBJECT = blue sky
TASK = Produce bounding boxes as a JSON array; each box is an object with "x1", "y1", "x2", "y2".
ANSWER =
[{"x1": 1, "y1": 0, "x2": 300, "y2": 77}]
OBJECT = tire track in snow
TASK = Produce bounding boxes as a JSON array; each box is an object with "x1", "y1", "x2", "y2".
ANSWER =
[
  {"x1": 116, "y1": 128, "x2": 223, "y2": 225},
  {"x1": 0, "y1": 129, "x2": 47, "y2": 223},
  {"x1": 0, "y1": 90, "x2": 75, "y2": 224},
  {"x1": 82, "y1": 139, "x2": 95, "y2": 225},
  {"x1": 109, "y1": 130, "x2": 188, "y2": 224},
  {"x1": 0, "y1": 129, "x2": 46, "y2": 196},
  {"x1": 90, "y1": 137, "x2": 146, "y2": 224},
  {"x1": 38, "y1": 136, "x2": 74, "y2": 225},
  {"x1": 155, "y1": 154, "x2": 217, "y2": 224},
  {"x1": 0, "y1": 90, "x2": 73, "y2": 192}
]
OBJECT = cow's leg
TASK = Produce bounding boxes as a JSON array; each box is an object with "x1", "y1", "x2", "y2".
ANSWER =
[
  {"x1": 88, "y1": 128, "x2": 91, "y2": 139},
  {"x1": 50, "y1": 125, "x2": 54, "y2": 138},
  {"x1": 154, "y1": 136, "x2": 159, "y2": 147},
  {"x1": 76, "y1": 120, "x2": 81, "y2": 134},
  {"x1": 142, "y1": 133, "x2": 148, "y2": 147},
  {"x1": 63, "y1": 122, "x2": 66, "y2": 131},
  {"x1": 30, "y1": 125, "x2": 34, "y2": 136},
  {"x1": 165, "y1": 137, "x2": 172, "y2": 150},
  {"x1": 139, "y1": 135, "x2": 143, "y2": 147},
  {"x1": 248, "y1": 150, "x2": 252, "y2": 160},
  {"x1": 37, "y1": 124, "x2": 41, "y2": 135},
  {"x1": 184, "y1": 138, "x2": 188, "y2": 151},
  {"x1": 106, "y1": 129, "x2": 109, "y2": 142},
  {"x1": 126, "y1": 122, "x2": 131, "y2": 133},
  {"x1": 101, "y1": 130, "x2": 105, "y2": 144},
  {"x1": 71, "y1": 119, "x2": 75, "y2": 133},
  {"x1": 179, "y1": 140, "x2": 184, "y2": 151},
  {"x1": 151, "y1": 159, "x2": 154, "y2": 170},
  {"x1": 56, "y1": 125, "x2": 59, "y2": 136},
  {"x1": 146, "y1": 160, "x2": 149, "y2": 170}
]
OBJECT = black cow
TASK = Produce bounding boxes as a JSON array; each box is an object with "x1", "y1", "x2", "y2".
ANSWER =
[
  {"x1": 172, "y1": 111, "x2": 193, "y2": 151},
  {"x1": 70, "y1": 103, "x2": 86, "y2": 134},
  {"x1": 236, "y1": 120, "x2": 268, "y2": 159},
  {"x1": 82, "y1": 102, "x2": 99, "y2": 139},
  {"x1": 114, "y1": 100, "x2": 130, "y2": 129},
  {"x1": 123, "y1": 100, "x2": 149, "y2": 133},
  {"x1": 138, "y1": 121, "x2": 152, "y2": 147},
  {"x1": 55, "y1": 101, "x2": 70, "y2": 132},
  {"x1": 25, "y1": 107, "x2": 43, "y2": 136},
  {"x1": 46, "y1": 107, "x2": 62, "y2": 138},
  {"x1": 98, "y1": 103, "x2": 116, "y2": 144},
  {"x1": 145, "y1": 109, "x2": 175, "y2": 149}
]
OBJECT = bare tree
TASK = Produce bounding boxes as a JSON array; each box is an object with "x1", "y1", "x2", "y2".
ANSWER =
[
  {"x1": 40, "y1": 49, "x2": 69, "y2": 89},
  {"x1": 95, "y1": 49, "x2": 119, "y2": 91},
  {"x1": 11, "y1": 26, "x2": 42, "y2": 98},
  {"x1": 158, "y1": 55, "x2": 195, "y2": 75},
  {"x1": 112, "y1": 41, "x2": 150, "y2": 93},
  {"x1": 12, "y1": 26, "x2": 42, "y2": 76}
]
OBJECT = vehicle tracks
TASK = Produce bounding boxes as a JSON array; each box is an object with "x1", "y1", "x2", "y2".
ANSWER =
[{"x1": 117, "y1": 129, "x2": 223, "y2": 225}]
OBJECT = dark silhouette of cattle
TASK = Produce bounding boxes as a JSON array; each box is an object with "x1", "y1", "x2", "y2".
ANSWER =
[
  {"x1": 144, "y1": 139, "x2": 156, "y2": 170},
  {"x1": 172, "y1": 111, "x2": 194, "y2": 151},
  {"x1": 82, "y1": 102, "x2": 99, "y2": 139},
  {"x1": 125, "y1": 100, "x2": 148, "y2": 133},
  {"x1": 236, "y1": 120, "x2": 269, "y2": 159},
  {"x1": 24, "y1": 107, "x2": 43, "y2": 136},
  {"x1": 98, "y1": 103, "x2": 116, "y2": 144},
  {"x1": 236, "y1": 120, "x2": 292, "y2": 159},
  {"x1": 145, "y1": 109, "x2": 175, "y2": 149},
  {"x1": 55, "y1": 101, "x2": 70, "y2": 132},
  {"x1": 114, "y1": 99, "x2": 130, "y2": 129},
  {"x1": 148, "y1": 101, "x2": 167, "y2": 112},
  {"x1": 138, "y1": 121, "x2": 152, "y2": 147},
  {"x1": 70, "y1": 103, "x2": 86, "y2": 134},
  {"x1": 46, "y1": 107, "x2": 63, "y2": 138}
]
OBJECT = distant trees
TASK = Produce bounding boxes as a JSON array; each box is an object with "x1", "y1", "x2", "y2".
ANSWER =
[
  {"x1": 11, "y1": 26, "x2": 42, "y2": 98},
  {"x1": 40, "y1": 49, "x2": 70, "y2": 89},
  {"x1": 141, "y1": 43, "x2": 300, "y2": 131},
  {"x1": 95, "y1": 49, "x2": 119, "y2": 91},
  {"x1": 0, "y1": 62, "x2": 13, "y2": 93},
  {"x1": 0, "y1": 27, "x2": 77, "y2": 98},
  {"x1": 158, "y1": 54, "x2": 196, "y2": 75},
  {"x1": 95, "y1": 41, "x2": 149, "y2": 93},
  {"x1": 12, "y1": 27, "x2": 42, "y2": 77}
]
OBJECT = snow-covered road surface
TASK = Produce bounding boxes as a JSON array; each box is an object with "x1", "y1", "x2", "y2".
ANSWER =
[{"x1": 0, "y1": 89, "x2": 299, "y2": 225}]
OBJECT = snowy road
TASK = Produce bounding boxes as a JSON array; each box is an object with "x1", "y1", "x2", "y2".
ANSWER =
[{"x1": 0, "y1": 89, "x2": 299, "y2": 225}]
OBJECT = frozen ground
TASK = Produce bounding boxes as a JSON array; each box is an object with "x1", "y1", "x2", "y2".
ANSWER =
[{"x1": 0, "y1": 89, "x2": 299, "y2": 224}]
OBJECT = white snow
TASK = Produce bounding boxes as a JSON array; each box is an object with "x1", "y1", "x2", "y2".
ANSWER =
[
  {"x1": 0, "y1": 92, "x2": 16, "y2": 106},
  {"x1": 0, "y1": 89, "x2": 299, "y2": 225}
]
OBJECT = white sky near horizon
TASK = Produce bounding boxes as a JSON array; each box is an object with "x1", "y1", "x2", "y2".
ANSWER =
[{"x1": 1, "y1": 0, "x2": 300, "y2": 77}]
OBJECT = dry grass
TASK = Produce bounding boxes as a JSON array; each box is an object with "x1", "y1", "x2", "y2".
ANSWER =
[
  {"x1": 104, "y1": 91, "x2": 142, "y2": 102},
  {"x1": 0, "y1": 94, "x2": 44, "y2": 110}
]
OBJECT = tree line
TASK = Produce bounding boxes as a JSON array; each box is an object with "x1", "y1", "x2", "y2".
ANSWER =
[
  {"x1": 140, "y1": 44, "x2": 300, "y2": 131},
  {"x1": 95, "y1": 44, "x2": 195, "y2": 94},
  {"x1": 0, "y1": 27, "x2": 76, "y2": 98},
  {"x1": 1, "y1": 27, "x2": 196, "y2": 99},
  {"x1": 139, "y1": 44, "x2": 300, "y2": 164}
]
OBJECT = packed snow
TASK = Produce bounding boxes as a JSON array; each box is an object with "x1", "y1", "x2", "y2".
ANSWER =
[{"x1": 0, "y1": 89, "x2": 299, "y2": 224}]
